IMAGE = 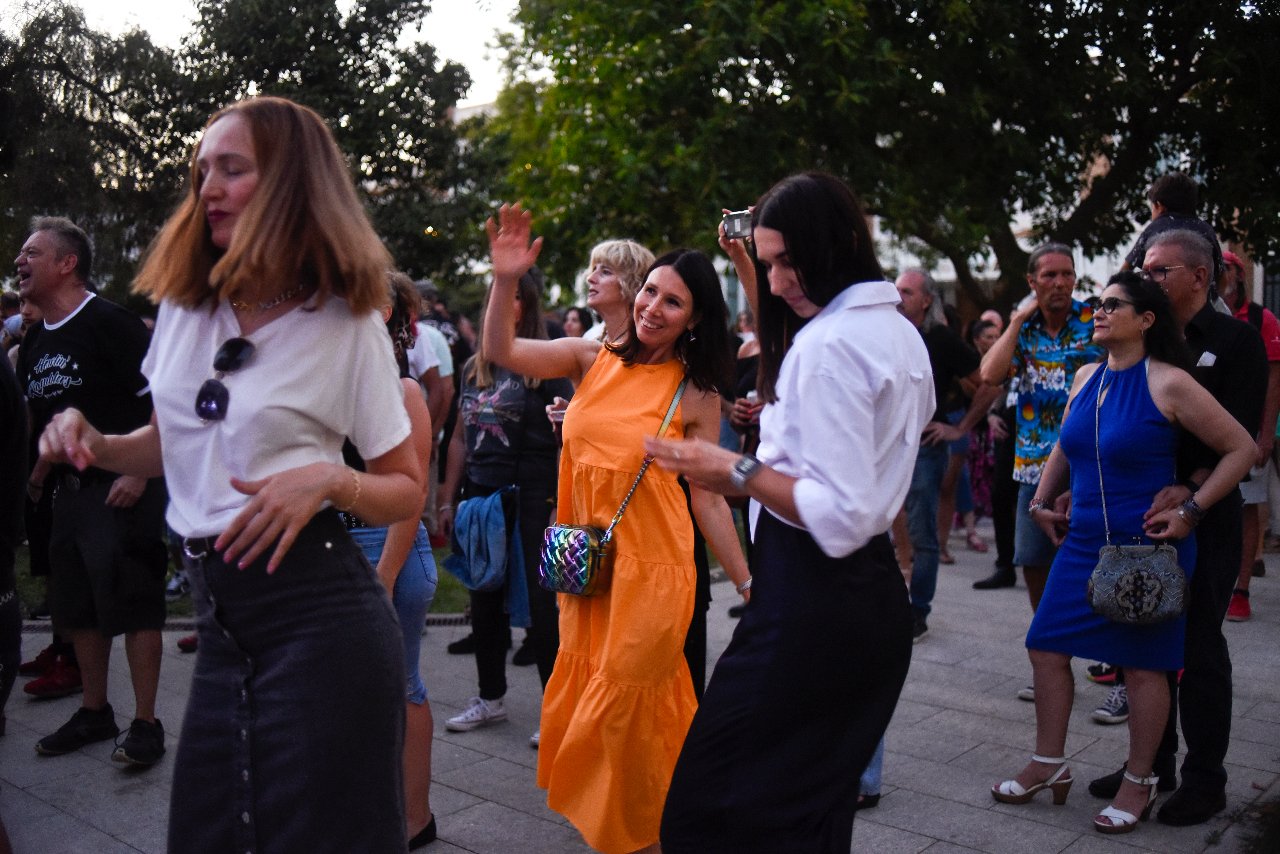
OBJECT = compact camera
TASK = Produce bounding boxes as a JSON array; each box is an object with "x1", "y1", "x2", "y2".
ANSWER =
[{"x1": 721, "y1": 209, "x2": 752, "y2": 240}]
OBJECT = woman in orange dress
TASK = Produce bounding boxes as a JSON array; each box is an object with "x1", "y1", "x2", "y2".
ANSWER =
[{"x1": 482, "y1": 204, "x2": 750, "y2": 853}]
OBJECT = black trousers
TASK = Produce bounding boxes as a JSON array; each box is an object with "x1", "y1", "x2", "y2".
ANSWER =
[
  {"x1": 1157, "y1": 492, "x2": 1241, "y2": 794},
  {"x1": 680, "y1": 479, "x2": 711, "y2": 700},
  {"x1": 467, "y1": 480, "x2": 559, "y2": 698},
  {"x1": 661, "y1": 514, "x2": 912, "y2": 854},
  {"x1": 991, "y1": 407, "x2": 1017, "y2": 570}
]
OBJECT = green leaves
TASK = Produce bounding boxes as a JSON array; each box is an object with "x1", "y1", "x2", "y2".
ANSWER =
[
  {"x1": 2, "y1": 0, "x2": 499, "y2": 304},
  {"x1": 491, "y1": 0, "x2": 1280, "y2": 308}
]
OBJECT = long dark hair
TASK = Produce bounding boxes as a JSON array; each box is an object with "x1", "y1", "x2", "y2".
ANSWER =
[
  {"x1": 1105, "y1": 270, "x2": 1193, "y2": 371},
  {"x1": 752, "y1": 172, "x2": 884, "y2": 402},
  {"x1": 468, "y1": 267, "x2": 549, "y2": 389},
  {"x1": 612, "y1": 249, "x2": 733, "y2": 394}
]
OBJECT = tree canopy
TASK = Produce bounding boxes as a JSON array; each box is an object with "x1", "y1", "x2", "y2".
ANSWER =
[
  {"x1": 0, "y1": 3, "x2": 189, "y2": 301},
  {"x1": 1, "y1": 0, "x2": 497, "y2": 303},
  {"x1": 495, "y1": 0, "x2": 1280, "y2": 306}
]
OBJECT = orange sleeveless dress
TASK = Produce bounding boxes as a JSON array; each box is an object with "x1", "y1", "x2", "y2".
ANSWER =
[{"x1": 536, "y1": 349, "x2": 696, "y2": 853}]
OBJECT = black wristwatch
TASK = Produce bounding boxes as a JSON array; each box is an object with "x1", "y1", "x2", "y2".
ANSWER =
[{"x1": 729, "y1": 454, "x2": 764, "y2": 490}]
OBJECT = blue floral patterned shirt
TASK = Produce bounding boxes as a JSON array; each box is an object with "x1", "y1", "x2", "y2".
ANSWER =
[{"x1": 1009, "y1": 299, "x2": 1104, "y2": 484}]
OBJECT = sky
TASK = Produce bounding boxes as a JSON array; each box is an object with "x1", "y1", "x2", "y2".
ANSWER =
[{"x1": 68, "y1": 0, "x2": 517, "y2": 108}]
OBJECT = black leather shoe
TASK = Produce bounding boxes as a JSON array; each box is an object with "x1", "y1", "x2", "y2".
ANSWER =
[
  {"x1": 1156, "y1": 785, "x2": 1226, "y2": 826},
  {"x1": 1088, "y1": 758, "x2": 1176, "y2": 799},
  {"x1": 408, "y1": 815, "x2": 437, "y2": 849},
  {"x1": 972, "y1": 567, "x2": 1017, "y2": 589}
]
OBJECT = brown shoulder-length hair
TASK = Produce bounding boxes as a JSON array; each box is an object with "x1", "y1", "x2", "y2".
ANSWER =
[{"x1": 133, "y1": 96, "x2": 391, "y2": 314}]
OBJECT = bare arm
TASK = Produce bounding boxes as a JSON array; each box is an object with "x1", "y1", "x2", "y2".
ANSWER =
[
  {"x1": 921, "y1": 375, "x2": 1003, "y2": 445},
  {"x1": 40, "y1": 408, "x2": 165, "y2": 478},
  {"x1": 979, "y1": 298, "x2": 1036, "y2": 386},
  {"x1": 217, "y1": 432, "x2": 423, "y2": 574},
  {"x1": 373, "y1": 379, "x2": 434, "y2": 594},
  {"x1": 680, "y1": 389, "x2": 751, "y2": 596},
  {"x1": 420, "y1": 365, "x2": 447, "y2": 436},
  {"x1": 719, "y1": 221, "x2": 758, "y2": 324},
  {"x1": 437, "y1": 424, "x2": 467, "y2": 541},
  {"x1": 1144, "y1": 362, "x2": 1257, "y2": 539},
  {"x1": 483, "y1": 204, "x2": 600, "y2": 383},
  {"x1": 1027, "y1": 363, "x2": 1099, "y2": 543},
  {"x1": 644, "y1": 388, "x2": 804, "y2": 528}
]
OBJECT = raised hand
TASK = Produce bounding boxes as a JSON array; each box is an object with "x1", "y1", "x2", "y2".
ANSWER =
[{"x1": 485, "y1": 203, "x2": 544, "y2": 282}]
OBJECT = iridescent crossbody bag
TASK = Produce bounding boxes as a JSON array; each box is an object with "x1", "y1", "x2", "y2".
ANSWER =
[
  {"x1": 538, "y1": 376, "x2": 688, "y2": 596},
  {"x1": 1086, "y1": 366, "x2": 1188, "y2": 625}
]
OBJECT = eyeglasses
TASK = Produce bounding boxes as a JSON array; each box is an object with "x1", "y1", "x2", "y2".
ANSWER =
[
  {"x1": 195, "y1": 337, "x2": 255, "y2": 422},
  {"x1": 1087, "y1": 297, "x2": 1137, "y2": 315},
  {"x1": 1140, "y1": 264, "x2": 1185, "y2": 283}
]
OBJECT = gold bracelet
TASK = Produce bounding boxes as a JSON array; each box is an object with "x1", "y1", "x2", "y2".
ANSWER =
[{"x1": 336, "y1": 468, "x2": 361, "y2": 512}]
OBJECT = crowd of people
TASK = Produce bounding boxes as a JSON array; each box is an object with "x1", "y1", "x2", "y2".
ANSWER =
[{"x1": 0, "y1": 94, "x2": 1275, "y2": 853}]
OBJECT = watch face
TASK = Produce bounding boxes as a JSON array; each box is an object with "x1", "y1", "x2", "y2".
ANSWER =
[{"x1": 732, "y1": 455, "x2": 761, "y2": 487}]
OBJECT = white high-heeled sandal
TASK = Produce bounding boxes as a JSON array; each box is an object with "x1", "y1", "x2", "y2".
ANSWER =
[
  {"x1": 1094, "y1": 769, "x2": 1159, "y2": 834},
  {"x1": 992, "y1": 754, "x2": 1073, "y2": 805}
]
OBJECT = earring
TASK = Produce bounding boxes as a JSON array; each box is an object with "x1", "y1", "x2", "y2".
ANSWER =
[{"x1": 685, "y1": 329, "x2": 697, "y2": 342}]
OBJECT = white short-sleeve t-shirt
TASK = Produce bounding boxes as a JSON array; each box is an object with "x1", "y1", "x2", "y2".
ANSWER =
[
  {"x1": 406, "y1": 324, "x2": 441, "y2": 381},
  {"x1": 142, "y1": 295, "x2": 411, "y2": 538}
]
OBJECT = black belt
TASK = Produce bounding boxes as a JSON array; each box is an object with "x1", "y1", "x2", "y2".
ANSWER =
[
  {"x1": 339, "y1": 511, "x2": 371, "y2": 530},
  {"x1": 59, "y1": 469, "x2": 116, "y2": 491}
]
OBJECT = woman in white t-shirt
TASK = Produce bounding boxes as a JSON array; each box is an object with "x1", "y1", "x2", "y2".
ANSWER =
[{"x1": 40, "y1": 97, "x2": 424, "y2": 852}]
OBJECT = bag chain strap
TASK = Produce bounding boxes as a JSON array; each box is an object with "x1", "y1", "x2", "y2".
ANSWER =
[{"x1": 601, "y1": 376, "x2": 689, "y2": 544}]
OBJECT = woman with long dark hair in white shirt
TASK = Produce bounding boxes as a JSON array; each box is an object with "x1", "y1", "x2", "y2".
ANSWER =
[{"x1": 649, "y1": 172, "x2": 934, "y2": 853}]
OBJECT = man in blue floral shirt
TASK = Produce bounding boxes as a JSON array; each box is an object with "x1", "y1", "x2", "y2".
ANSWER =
[{"x1": 979, "y1": 243, "x2": 1103, "y2": 627}]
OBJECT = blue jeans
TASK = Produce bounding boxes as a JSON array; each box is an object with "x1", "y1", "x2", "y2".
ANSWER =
[
  {"x1": 350, "y1": 523, "x2": 439, "y2": 704},
  {"x1": 905, "y1": 442, "x2": 949, "y2": 619}
]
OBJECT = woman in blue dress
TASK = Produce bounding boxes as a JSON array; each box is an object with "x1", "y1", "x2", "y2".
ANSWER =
[{"x1": 992, "y1": 271, "x2": 1253, "y2": 836}]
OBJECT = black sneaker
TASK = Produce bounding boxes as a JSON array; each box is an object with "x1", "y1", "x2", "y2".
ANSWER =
[
  {"x1": 112, "y1": 718, "x2": 165, "y2": 767},
  {"x1": 446, "y1": 632, "x2": 511, "y2": 655},
  {"x1": 912, "y1": 615, "x2": 928, "y2": 644},
  {"x1": 511, "y1": 638, "x2": 536, "y2": 667},
  {"x1": 35, "y1": 705, "x2": 119, "y2": 756}
]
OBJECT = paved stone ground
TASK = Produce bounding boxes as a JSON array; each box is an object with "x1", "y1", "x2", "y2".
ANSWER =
[{"x1": 2, "y1": 521, "x2": 1277, "y2": 852}]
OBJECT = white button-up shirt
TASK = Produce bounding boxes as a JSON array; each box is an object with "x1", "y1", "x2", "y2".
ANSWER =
[{"x1": 754, "y1": 280, "x2": 934, "y2": 557}]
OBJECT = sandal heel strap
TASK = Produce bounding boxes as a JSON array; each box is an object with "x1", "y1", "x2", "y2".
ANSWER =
[
  {"x1": 1031, "y1": 754, "x2": 1066, "y2": 764},
  {"x1": 1122, "y1": 770, "x2": 1159, "y2": 787}
]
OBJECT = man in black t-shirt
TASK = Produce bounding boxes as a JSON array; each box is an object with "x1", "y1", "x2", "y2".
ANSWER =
[
  {"x1": 896, "y1": 270, "x2": 1001, "y2": 642},
  {"x1": 14, "y1": 217, "x2": 167, "y2": 768},
  {"x1": 0, "y1": 354, "x2": 26, "y2": 737}
]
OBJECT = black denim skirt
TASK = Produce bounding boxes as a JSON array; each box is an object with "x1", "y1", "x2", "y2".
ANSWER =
[{"x1": 168, "y1": 509, "x2": 407, "y2": 854}]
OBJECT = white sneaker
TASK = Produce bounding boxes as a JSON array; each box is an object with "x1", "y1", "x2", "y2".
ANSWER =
[
  {"x1": 529, "y1": 729, "x2": 540, "y2": 749},
  {"x1": 445, "y1": 696, "x2": 507, "y2": 732},
  {"x1": 1091, "y1": 684, "x2": 1129, "y2": 724}
]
